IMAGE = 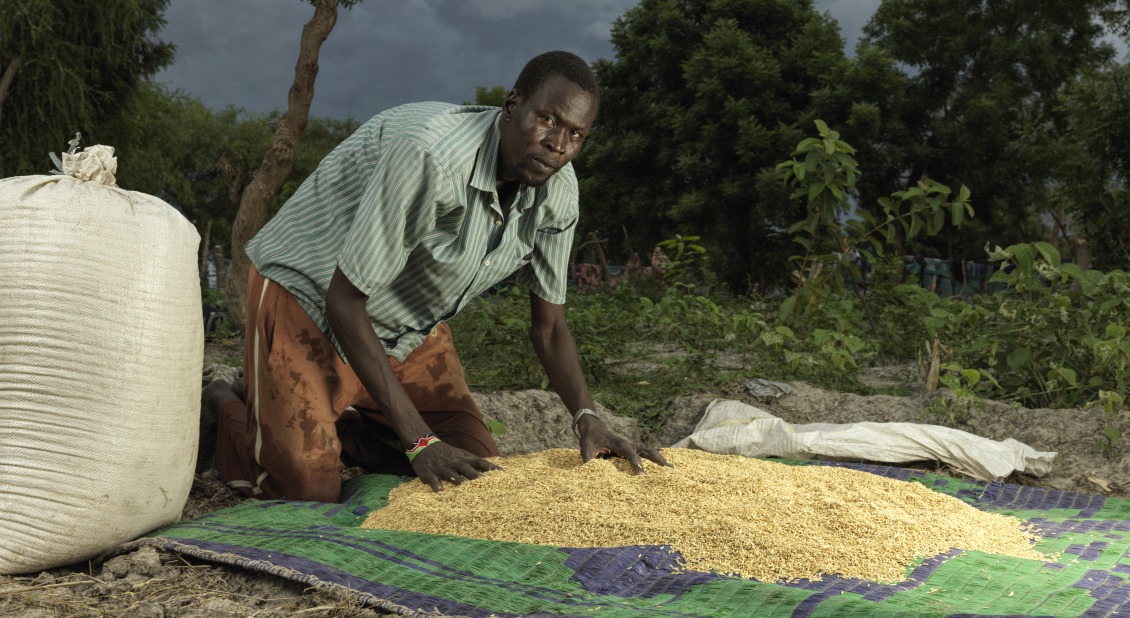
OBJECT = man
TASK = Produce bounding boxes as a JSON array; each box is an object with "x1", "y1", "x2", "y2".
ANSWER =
[{"x1": 203, "y1": 51, "x2": 667, "y2": 502}]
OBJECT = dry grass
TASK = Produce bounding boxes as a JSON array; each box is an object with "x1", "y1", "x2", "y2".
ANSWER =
[
  {"x1": 0, "y1": 471, "x2": 397, "y2": 618},
  {"x1": 0, "y1": 550, "x2": 389, "y2": 618}
]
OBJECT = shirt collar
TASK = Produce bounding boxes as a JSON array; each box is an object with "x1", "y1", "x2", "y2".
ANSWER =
[
  {"x1": 470, "y1": 111, "x2": 536, "y2": 212},
  {"x1": 469, "y1": 111, "x2": 502, "y2": 194}
]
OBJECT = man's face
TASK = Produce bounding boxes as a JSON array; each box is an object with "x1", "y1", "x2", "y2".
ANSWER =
[{"x1": 498, "y1": 73, "x2": 598, "y2": 188}]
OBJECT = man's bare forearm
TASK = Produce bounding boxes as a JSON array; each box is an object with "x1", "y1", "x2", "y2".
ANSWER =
[
  {"x1": 326, "y1": 267, "x2": 432, "y2": 448},
  {"x1": 528, "y1": 294, "x2": 602, "y2": 433}
]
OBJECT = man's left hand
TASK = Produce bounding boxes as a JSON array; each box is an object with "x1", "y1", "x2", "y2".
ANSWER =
[{"x1": 576, "y1": 415, "x2": 669, "y2": 474}]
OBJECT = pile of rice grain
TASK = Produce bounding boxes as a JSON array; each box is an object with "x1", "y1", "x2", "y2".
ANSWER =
[{"x1": 362, "y1": 448, "x2": 1043, "y2": 582}]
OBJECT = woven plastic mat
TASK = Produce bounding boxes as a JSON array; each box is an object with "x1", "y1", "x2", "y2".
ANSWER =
[{"x1": 130, "y1": 460, "x2": 1130, "y2": 617}]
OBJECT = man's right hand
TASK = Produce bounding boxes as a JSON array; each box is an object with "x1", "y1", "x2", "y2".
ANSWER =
[
  {"x1": 410, "y1": 441, "x2": 501, "y2": 492},
  {"x1": 328, "y1": 267, "x2": 497, "y2": 492}
]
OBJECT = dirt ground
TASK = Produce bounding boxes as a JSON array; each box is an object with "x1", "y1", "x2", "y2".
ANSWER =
[{"x1": 3, "y1": 341, "x2": 1127, "y2": 617}]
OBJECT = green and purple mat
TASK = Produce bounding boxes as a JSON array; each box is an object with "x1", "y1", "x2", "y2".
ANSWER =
[{"x1": 130, "y1": 460, "x2": 1130, "y2": 617}]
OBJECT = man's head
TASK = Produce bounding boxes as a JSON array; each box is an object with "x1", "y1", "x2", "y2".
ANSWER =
[{"x1": 497, "y1": 51, "x2": 599, "y2": 188}]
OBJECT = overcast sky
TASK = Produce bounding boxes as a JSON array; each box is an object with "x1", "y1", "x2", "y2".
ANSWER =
[{"x1": 153, "y1": 0, "x2": 879, "y2": 121}]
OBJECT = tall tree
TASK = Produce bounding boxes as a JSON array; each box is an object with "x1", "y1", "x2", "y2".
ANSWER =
[
  {"x1": 110, "y1": 83, "x2": 239, "y2": 217},
  {"x1": 576, "y1": 0, "x2": 853, "y2": 291},
  {"x1": 107, "y1": 81, "x2": 359, "y2": 288},
  {"x1": 224, "y1": 0, "x2": 359, "y2": 329},
  {"x1": 1052, "y1": 62, "x2": 1130, "y2": 269},
  {"x1": 0, "y1": 0, "x2": 174, "y2": 177},
  {"x1": 862, "y1": 0, "x2": 1117, "y2": 260},
  {"x1": 106, "y1": 83, "x2": 275, "y2": 284},
  {"x1": 809, "y1": 42, "x2": 914, "y2": 229}
]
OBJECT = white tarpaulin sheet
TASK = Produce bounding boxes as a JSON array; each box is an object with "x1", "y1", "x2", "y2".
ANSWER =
[{"x1": 672, "y1": 399, "x2": 1055, "y2": 481}]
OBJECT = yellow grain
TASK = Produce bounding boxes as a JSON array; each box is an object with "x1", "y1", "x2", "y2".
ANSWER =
[{"x1": 361, "y1": 448, "x2": 1043, "y2": 582}]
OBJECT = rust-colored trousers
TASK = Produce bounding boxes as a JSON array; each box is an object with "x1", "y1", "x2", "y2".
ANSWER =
[{"x1": 215, "y1": 266, "x2": 499, "y2": 502}]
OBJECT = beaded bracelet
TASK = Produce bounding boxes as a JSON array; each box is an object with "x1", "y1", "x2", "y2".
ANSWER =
[{"x1": 406, "y1": 434, "x2": 442, "y2": 462}]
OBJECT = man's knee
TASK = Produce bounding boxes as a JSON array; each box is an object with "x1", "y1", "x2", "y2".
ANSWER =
[
  {"x1": 280, "y1": 476, "x2": 341, "y2": 503},
  {"x1": 269, "y1": 451, "x2": 344, "y2": 502},
  {"x1": 441, "y1": 428, "x2": 500, "y2": 459}
]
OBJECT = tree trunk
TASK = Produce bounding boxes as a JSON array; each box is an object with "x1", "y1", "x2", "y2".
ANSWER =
[
  {"x1": 199, "y1": 218, "x2": 213, "y2": 286},
  {"x1": 1071, "y1": 236, "x2": 1090, "y2": 294},
  {"x1": 224, "y1": 0, "x2": 338, "y2": 330},
  {"x1": 0, "y1": 56, "x2": 23, "y2": 177},
  {"x1": 219, "y1": 152, "x2": 250, "y2": 206},
  {"x1": 212, "y1": 244, "x2": 227, "y2": 293}
]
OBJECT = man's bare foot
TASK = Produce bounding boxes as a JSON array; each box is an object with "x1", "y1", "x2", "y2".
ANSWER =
[{"x1": 231, "y1": 369, "x2": 245, "y2": 401}]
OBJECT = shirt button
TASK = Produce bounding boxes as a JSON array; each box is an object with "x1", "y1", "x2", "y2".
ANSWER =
[
  {"x1": 494, "y1": 218, "x2": 502, "y2": 226},
  {"x1": 483, "y1": 259, "x2": 491, "y2": 267}
]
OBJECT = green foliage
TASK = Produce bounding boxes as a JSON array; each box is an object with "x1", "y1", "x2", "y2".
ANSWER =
[
  {"x1": 451, "y1": 281, "x2": 872, "y2": 427},
  {"x1": 883, "y1": 240, "x2": 1130, "y2": 411},
  {"x1": 486, "y1": 419, "x2": 509, "y2": 436},
  {"x1": 775, "y1": 121, "x2": 972, "y2": 338},
  {"x1": 654, "y1": 234, "x2": 712, "y2": 290},
  {"x1": 1053, "y1": 62, "x2": 1130, "y2": 270},
  {"x1": 921, "y1": 362, "x2": 1000, "y2": 426},
  {"x1": 453, "y1": 284, "x2": 747, "y2": 427},
  {"x1": 450, "y1": 286, "x2": 552, "y2": 390},
  {"x1": 109, "y1": 84, "x2": 257, "y2": 229},
  {"x1": 105, "y1": 82, "x2": 357, "y2": 265},
  {"x1": 655, "y1": 235, "x2": 705, "y2": 270},
  {"x1": 449, "y1": 250, "x2": 1126, "y2": 436},
  {"x1": 576, "y1": 0, "x2": 859, "y2": 292},
  {"x1": 201, "y1": 286, "x2": 240, "y2": 342},
  {"x1": 1091, "y1": 390, "x2": 1125, "y2": 456},
  {"x1": 202, "y1": 287, "x2": 227, "y2": 307},
  {"x1": 572, "y1": 0, "x2": 1130, "y2": 298},
  {"x1": 0, "y1": 0, "x2": 175, "y2": 177},
  {"x1": 467, "y1": 86, "x2": 507, "y2": 107},
  {"x1": 861, "y1": 0, "x2": 1118, "y2": 262},
  {"x1": 872, "y1": 283, "x2": 980, "y2": 359},
  {"x1": 208, "y1": 319, "x2": 241, "y2": 343},
  {"x1": 571, "y1": 0, "x2": 1121, "y2": 293}
]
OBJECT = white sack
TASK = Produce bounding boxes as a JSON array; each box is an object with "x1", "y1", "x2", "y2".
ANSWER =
[
  {"x1": 672, "y1": 399, "x2": 1055, "y2": 481},
  {"x1": 0, "y1": 147, "x2": 203, "y2": 574}
]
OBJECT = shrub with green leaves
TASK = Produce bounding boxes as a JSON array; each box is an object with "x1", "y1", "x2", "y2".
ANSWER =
[
  {"x1": 774, "y1": 120, "x2": 972, "y2": 341},
  {"x1": 442, "y1": 122, "x2": 1127, "y2": 432}
]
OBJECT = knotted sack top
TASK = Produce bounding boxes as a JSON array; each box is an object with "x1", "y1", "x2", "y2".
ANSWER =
[{"x1": 60, "y1": 144, "x2": 118, "y2": 186}]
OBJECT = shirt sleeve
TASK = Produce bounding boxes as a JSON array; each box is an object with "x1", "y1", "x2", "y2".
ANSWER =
[{"x1": 338, "y1": 138, "x2": 453, "y2": 297}]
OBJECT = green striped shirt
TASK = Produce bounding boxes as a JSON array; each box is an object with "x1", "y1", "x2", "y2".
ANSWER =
[{"x1": 246, "y1": 103, "x2": 578, "y2": 361}]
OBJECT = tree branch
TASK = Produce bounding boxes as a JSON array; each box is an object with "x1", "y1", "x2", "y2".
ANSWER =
[
  {"x1": 0, "y1": 56, "x2": 21, "y2": 116},
  {"x1": 225, "y1": 0, "x2": 339, "y2": 328},
  {"x1": 0, "y1": 56, "x2": 24, "y2": 174}
]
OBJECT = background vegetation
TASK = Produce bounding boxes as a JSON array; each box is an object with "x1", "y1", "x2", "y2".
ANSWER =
[{"x1": 5, "y1": 0, "x2": 1130, "y2": 433}]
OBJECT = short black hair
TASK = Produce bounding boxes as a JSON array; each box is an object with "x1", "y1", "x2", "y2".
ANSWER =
[{"x1": 512, "y1": 51, "x2": 599, "y2": 100}]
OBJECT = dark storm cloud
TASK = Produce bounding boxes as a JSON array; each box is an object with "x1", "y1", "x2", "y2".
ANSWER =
[
  {"x1": 819, "y1": 0, "x2": 879, "y2": 51},
  {"x1": 155, "y1": 0, "x2": 639, "y2": 120},
  {"x1": 155, "y1": 1, "x2": 319, "y2": 113},
  {"x1": 154, "y1": 0, "x2": 880, "y2": 120}
]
